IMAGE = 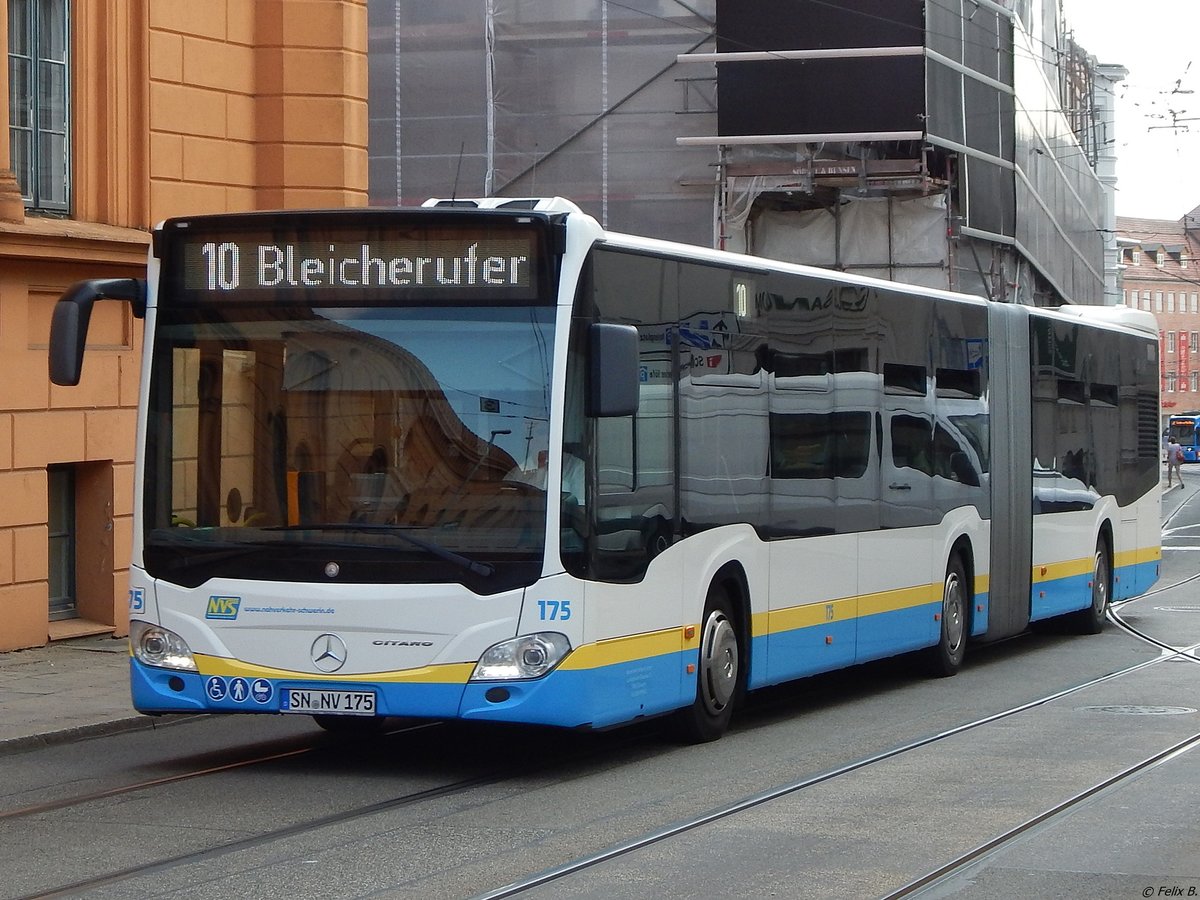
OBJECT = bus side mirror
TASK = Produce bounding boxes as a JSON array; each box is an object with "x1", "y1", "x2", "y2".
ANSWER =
[
  {"x1": 50, "y1": 278, "x2": 146, "y2": 386},
  {"x1": 588, "y1": 323, "x2": 639, "y2": 417}
]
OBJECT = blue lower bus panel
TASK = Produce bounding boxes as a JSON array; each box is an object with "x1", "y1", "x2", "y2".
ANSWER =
[
  {"x1": 130, "y1": 652, "x2": 690, "y2": 729},
  {"x1": 130, "y1": 659, "x2": 467, "y2": 720}
]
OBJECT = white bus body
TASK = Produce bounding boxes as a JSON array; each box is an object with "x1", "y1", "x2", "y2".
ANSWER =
[{"x1": 49, "y1": 198, "x2": 1162, "y2": 741}]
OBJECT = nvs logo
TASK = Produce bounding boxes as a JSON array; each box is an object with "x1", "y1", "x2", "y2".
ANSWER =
[{"x1": 205, "y1": 596, "x2": 242, "y2": 620}]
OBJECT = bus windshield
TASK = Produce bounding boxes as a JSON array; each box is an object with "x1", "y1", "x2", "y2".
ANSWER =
[
  {"x1": 143, "y1": 303, "x2": 556, "y2": 592},
  {"x1": 1168, "y1": 417, "x2": 1197, "y2": 445}
]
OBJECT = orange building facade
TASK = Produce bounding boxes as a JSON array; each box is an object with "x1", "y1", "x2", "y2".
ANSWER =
[{"x1": 0, "y1": 1, "x2": 367, "y2": 651}]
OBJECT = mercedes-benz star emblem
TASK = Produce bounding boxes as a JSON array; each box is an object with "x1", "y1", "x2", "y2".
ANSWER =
[{"x1": 310, "y1": 633, "x2": 348, "y2": 673}]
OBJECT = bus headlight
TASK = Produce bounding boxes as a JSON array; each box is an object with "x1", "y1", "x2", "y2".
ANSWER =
[
  {"x1": 130, "y1": 620, "x2": 198, "y2": 672},
  {"x1": 470, "y1": 633, "x2": 571, "y2": 681}
]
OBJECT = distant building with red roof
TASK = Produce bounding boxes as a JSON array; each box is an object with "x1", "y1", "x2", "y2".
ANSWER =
[{"x1": 1117, "y1": 211, "x2": 1200, "y2": 420}]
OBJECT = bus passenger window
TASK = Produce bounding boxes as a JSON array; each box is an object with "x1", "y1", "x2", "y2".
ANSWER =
[
  {"x1": 771, "y1": 412, "x2": 870, "y2": 480},
  {"x1": 934, "y1": 424, "x2": 979, "y2": 486},
  {"x1": 891, "y1": 415, "x2": 933, "y2": 476}
]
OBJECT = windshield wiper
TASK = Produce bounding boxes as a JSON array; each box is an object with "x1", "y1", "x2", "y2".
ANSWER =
[
  {"x1": 146, "y1": 534, "x2": 271, "y2": 568},
  {"x1": 260, "y1": 524, "x2": 495, "y2": 577}
]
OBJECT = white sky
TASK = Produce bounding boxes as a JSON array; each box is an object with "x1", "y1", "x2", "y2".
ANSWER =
[{"x1": 1061, "y1": 0, "x2": 1200, "y2": 220}]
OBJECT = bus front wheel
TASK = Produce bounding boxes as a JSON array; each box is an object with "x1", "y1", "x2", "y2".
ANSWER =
[{"x1": 672, "y1": 582, "x2": 742, "y2": 743}]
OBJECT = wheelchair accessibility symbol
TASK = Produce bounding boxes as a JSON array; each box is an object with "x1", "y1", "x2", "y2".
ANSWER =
[{"x1": 205, "y1": 676, "x2": 227, "y2": 702}]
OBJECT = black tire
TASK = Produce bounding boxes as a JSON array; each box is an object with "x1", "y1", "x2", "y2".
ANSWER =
[
  {"x1": 672, "y1": 583, "x2": 742, "y2": 743},
  {"x1": 313, "y1": 714, "x2": 388, "y2": 736},
  {"x1": 1067, "y1": 538, "x2": 1110, "y2": 635},
  {"x1": 925, "y1": 554, "x2": 968, "y2": 677}
]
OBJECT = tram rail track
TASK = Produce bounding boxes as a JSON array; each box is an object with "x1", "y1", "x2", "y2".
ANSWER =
[
  {"x1": 1, "y1": 743, "x2": 313, "y2": 823},
  {"x1": 471, "y1": 634, "x2": 1200, "y2": 899},
  {"x1": 0, "y1": 720, "x2": 442, "y2": 823},
  {"x1": 882, "y1": 599, "x2": 1200, "y2": 898},
  {"x1": 10, "y1": 721, "x2": 657, "y2": 900},
  {"x1": 467, "y1": 553, "x2": 1200, "y2": 899},
  {"x1": 880, "y1": 729, "x2": 1200, "y2": 899},
  {"x1": 20, "y1": 771, "x2": 509, "y2": 900}
]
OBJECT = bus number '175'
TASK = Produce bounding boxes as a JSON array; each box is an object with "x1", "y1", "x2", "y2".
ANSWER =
[{"x1": 538, "y1": 600, "x2": 572, "y2": 621}]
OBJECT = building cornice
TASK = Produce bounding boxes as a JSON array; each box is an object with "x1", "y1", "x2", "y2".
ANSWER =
[{"x1": 0, "y1": 217, "x2": 149, "y2": 266}]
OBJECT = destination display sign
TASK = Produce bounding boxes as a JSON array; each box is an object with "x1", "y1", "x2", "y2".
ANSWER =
[{"x1": 160, "y1": 217, "x2": 546, "y2": 305}]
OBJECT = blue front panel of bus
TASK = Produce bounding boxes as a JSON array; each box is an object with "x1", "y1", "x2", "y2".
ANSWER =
[
  {"x1": 130, "y1": 659, "x2": 468, "y2": 719},
  {"x1": 131, "y1": 651, "x2": 692, "y2": 729},
  {"x1": 459, "y1": 650, "x2": 688, "y2": 729}
]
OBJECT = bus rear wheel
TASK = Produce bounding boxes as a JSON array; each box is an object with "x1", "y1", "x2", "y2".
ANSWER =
[
  {"x1": 672, "y1": 583, "x2": 741, "y2": 743},
  {"x1": 925, "y1": 555, "x2": 967, "y2": 677},
  {"x1": 1067, "y1": 538, "x2": 1110, "y2": 635}
]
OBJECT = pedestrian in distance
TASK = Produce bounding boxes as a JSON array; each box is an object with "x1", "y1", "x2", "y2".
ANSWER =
[{"x1": 1167, "y1": 436, "x2": 1186, "y2": 489}]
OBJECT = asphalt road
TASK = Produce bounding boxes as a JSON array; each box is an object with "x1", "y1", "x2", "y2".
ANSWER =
[{"x1": 2, "y1": 491, "x2": 1199, "y2": 899}]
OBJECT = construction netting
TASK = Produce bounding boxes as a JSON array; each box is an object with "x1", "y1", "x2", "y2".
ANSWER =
[
  {"x1": 367, "y1": 0, "x2": 1106, "y2": 305},
  {"x1": 368, "y1": 0, "x2": 721, "y2": 247}
]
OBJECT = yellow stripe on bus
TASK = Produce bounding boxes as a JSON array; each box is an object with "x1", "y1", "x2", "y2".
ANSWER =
[
  {"x1": 858, "y1": 583, "x2": 941, "y2": 617},
  {"x1": 763, "y1": 596, "x2": 857, "y2": 632},
  {"x1": 196, "y1": 653, "x2": 476, "y2": 685},
  {"x1": 763, "y1": 582, "x2": 942, "y2": 637},
  {"x1": 558, "y1": 628, "x2": 688, "y2": 670},
  {"x1": 1114, "y1": 545, "x2": 1161, "y2": 568},
  {"x1": 1033, "y1": 543, "x2": 1161, "y2": 585},
  {"x1": 1032, "y1": 557, "x2": 1092, "y2": 584}
]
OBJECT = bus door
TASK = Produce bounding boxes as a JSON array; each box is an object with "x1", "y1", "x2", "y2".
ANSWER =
[
  {"x1": 860, "y1": 296, "x2": 939, "y2": 658},
  {"x1": 882, "y1": 400, "x2": 936, "y2": 529}
]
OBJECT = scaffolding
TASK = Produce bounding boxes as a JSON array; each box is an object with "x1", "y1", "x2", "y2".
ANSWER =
[
  {"x1": 368, "y1": 0, "x2": 1111, "y2": 305},
  {"x1": 369, "y1": 0, "x2": 721, "y2": 247}
]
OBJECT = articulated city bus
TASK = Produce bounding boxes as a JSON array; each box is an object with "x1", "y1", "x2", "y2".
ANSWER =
[{"x1": 49, "y1": 198, "x2": 1162, "y2": 742}]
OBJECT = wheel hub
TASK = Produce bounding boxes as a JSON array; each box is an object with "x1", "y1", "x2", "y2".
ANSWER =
[
  {"x1": 943, "y1": 572, "x2": 964, "y2": 652},
  {"x1": 699, "y1": 611, "x2": 738, "y2": 714}
]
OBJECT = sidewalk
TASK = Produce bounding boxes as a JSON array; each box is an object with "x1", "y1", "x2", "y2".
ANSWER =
[{"x1": 0, "y1": 634, "x2": 146, "y2": 753}]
